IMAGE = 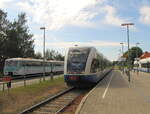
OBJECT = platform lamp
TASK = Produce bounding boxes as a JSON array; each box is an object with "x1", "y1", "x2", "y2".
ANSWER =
[
  {"x1": 136, "y1": 42, "x2": 140, "y2": 74},
  {"x1": 40, "y1": 27, "x2": 46, "y2": 81},
  {"x1": 120, "y1": 42, "x2": 124, "y2": 72},
  {"x1": 136, "y1": 42, "x2": 140, "y2": 59},
  {"x1": 121, "y1": 23, "x2": 134, "y2": 82}
]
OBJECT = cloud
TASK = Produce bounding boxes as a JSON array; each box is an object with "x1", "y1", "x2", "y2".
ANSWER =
[
  {"x1": 139, "y1": 6, "x2": 150, "y2": 25},
  {"x1": 17, "y1": 0, "x2": 104, "y2": 30},
  {"x1": 17, "y1": 0, "x2": 127, "y2": 30},
  {"x1": 102, "y1": 5, "x2": 127, "y2": 26},
  {"x1": 33, "y1": 33, "x2": 126, "y2": 49},
  {"x1": 43, "y1": 40, "x2": 122, "y2": 48},
  {"x1": 0, "y1": 0, "x2": 13, "y2": 8}
]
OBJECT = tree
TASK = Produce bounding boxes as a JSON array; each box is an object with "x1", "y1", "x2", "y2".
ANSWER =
[
  {"x1": 2, "y1": 13, "x2": 34, "y2": 58},
  {"x1": 0, "y1": 9, "x2": 10, "y2": 73},
  {"x1": 0, "y1": 11, "x2": 35, "y2": 73},
  {"x1": 123, "y1": 46, "x2": 143, "y2": 64},
  {"x1": 34, "y1": 52, "x2": 42, "y2": 59},
  {"x1": 45, "y1": 49, "x2": 55, "y2": 60},
  {"x1": 45, "y1": 49, "x2": 64, "y2": 61},
  {"x1": 55, "y1": 53, "x2": 64, "y2": 61}
]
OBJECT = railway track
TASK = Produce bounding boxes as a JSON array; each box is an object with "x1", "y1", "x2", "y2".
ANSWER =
[{"x1": 20, "y1": 87, "x2": 88, "y2": 114}]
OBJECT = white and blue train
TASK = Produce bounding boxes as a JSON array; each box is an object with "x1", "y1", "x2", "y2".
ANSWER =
[
  {"x1": 3, "y1": 58, "x2": 64, "y2": 78},
  {"x1": 133, "y1": 57, "x2": 150, "y2": 73},
  {"x1": 64, "y1": 46, "x2": 111, "y2": 87}
]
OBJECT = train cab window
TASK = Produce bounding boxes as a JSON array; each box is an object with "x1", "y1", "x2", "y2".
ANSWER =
[
  {"x1": 90, "y1": 59, "x2": 99, "y2": 73},
  {"x1": 67, "y1": 48, "x2": 91, "y2": 73}
]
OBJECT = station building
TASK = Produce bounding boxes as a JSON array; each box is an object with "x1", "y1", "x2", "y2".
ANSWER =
[{"x1": 140, "y1": 52, "x2": 150, "y2": 59}]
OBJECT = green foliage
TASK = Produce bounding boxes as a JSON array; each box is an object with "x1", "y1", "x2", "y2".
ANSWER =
[
  {"x1": 34, "y1": 49, "x2": 64, "y2": 61},
  {"x1": 5, "y1": 13, "x2": 35, "y2": 58},
  {"x1": 34, "y1": 51, "x2": 42, "y2": 59},
  {"x1": 0, "y1": 9, "x2": 9, "y2": 73},
  {"x1": 0, "y1": 73, "x2": 2, "y2": 77},
  {"x1": 45, "y1": 49, "x2": 64, "y2": 61},
  {"x1": 0, "y1": 10, "x2": 34, "y2": 73},
  {"x1": 123, "y1": 46, "x2": 143, "y2": 64}
]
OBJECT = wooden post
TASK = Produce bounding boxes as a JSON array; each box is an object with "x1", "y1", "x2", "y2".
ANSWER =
[
  {"x1": 3, "y1": 82, "x2": 5, "y2": 92},
  {"x1": 24, "y1": 75, "x2": 26, "y2": 86},
  {"x1": 50, "y1": 73, "x2": 53, "y2": 80}
]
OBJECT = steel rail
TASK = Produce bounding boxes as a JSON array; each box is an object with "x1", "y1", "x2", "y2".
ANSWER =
[
  {"x1": 20, "y1": 87, "x2": 74, "y2": 114},
  {"x1": 55, "y1": 94, "x2": 78, "y2": 114}
]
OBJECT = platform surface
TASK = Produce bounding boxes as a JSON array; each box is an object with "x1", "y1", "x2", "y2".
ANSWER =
[{"x1": 78, "y1": 70, "x2": 150, "y2": 114}]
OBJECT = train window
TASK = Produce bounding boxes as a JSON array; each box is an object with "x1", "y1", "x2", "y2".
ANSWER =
[
  {"x1": 5, "y1": 61, "x2": 18, "y2": 66},
  {"x1": 91, "y1": 59, "x2": 96, "y2": 73},
  {"x1": 90, "y1": 59, "x2": 99, "y2": 73},
  {"x1": 55, "y1": 63, "x2": 61, "y2": 66},
  {"x1": 67, "y1": 48, "x2": 91, "y2": 73},
  {"x1": 21, "y1": 61, "x2": 26, "y2": 66}
]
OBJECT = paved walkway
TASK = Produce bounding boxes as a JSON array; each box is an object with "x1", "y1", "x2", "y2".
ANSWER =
[{"x1": 77, "y1": 70, "x2": 150, "y2": 114}]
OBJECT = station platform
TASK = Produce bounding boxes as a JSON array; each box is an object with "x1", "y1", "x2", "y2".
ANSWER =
[{"x1": 76, "y1": 70, "x2": 150, "y2": 114}]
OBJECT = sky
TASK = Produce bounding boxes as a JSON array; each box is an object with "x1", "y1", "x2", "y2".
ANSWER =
[{"x1": 0, "y1": 0, "x2": 150, "y2": 61}]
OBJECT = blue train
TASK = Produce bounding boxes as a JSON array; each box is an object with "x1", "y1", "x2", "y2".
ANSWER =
[{"x1": 64, "y1": 46, "x2": 111, "y2": 87}]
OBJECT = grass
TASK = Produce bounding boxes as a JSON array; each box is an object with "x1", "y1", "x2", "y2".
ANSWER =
[{"x1": 0, "y1": 76, "x2": 68, "y2": 113}]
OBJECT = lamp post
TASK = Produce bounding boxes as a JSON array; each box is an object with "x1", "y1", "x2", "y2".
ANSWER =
[
  {"x1": 136, "y1": 42, "x2": 140, "y2": 60},
  {"x1": 120, "y1": 42, "x2": 124, "y2": 72},
  {"x1": 40, "y1": 27, "x2": 46, "y2": 81},
  {"x1": 121, "y1": 23, "x2": 134, "y2": 82},
  {"x1": 136, "y1": 42, "x2": 140, "y2": 74},
  {"x1": 120, "y1": 43, "x2": 124, "y2": 56}
]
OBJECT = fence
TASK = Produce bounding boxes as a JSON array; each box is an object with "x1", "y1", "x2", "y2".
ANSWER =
[{"x1": 0, "y1": 74, "x2": 63, "y2": 92}]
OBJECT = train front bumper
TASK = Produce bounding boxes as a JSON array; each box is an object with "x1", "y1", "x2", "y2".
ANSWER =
[{"x1": 64, "y1": 74, "x2": 100, "y2": 87}]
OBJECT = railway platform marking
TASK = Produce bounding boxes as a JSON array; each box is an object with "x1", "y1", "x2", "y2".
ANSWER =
[
  {"x1": 77, "y1": 70, "x2": 150, "y2": 114},
  {"x1": 102, "y1": 73, "x2": 113, "y2": 99},
  {"x1": 75, "y1": 70, "x2": 112, "y2": 114}
]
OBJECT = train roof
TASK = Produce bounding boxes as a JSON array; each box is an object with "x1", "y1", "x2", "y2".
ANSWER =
[
  {"x1": 69, "y1": 46, "x2": 96, "y2": 50},
  {"x1": 5, "y1": 58, "x2": 42, "y2": 61},
  {"x1": 68, "y1": 46, "x2": 110, "y2": 62},
  {"x1": 48, "y1": 60, "x2": 64, "y2": 63},
  {"x1": 5, "y1": 58, "x2": 64, "y2": 63}
]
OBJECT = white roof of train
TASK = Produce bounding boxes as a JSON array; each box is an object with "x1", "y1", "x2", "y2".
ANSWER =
[
  {"x1": 69, "y1": 46, "x2": 96, "y2": 49},
  {"x1": 5, "y1": 58, "x2": 64, "y2": 63},
  {"x1": 68, "y1": 46, "x2": 110, "y2": 62},
  {"x1": 5, "y1": 58, "x2": 42, "y2": 61}
]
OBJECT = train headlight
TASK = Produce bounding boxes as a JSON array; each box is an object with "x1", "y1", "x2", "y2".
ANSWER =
[{"x1": 68, "y1": 76, "x2": 79, "y2": 80}]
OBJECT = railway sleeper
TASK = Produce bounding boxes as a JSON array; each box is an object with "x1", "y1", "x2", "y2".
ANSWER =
[
  {"x1": 33, "y1": 111, "x2": 53, "y2": 114},
  {"x1": 44, "y1": 104, "x2": 63, "y2": 108}
]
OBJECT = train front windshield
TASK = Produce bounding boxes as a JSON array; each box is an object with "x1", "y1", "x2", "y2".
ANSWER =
[{"x1": 67, "y1": 48, "x2": 90, "y2": 74}]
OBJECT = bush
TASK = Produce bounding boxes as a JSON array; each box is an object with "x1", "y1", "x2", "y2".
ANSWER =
[{"x1": 0, "y1": 73, "x2": 3, "y2": 77}]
